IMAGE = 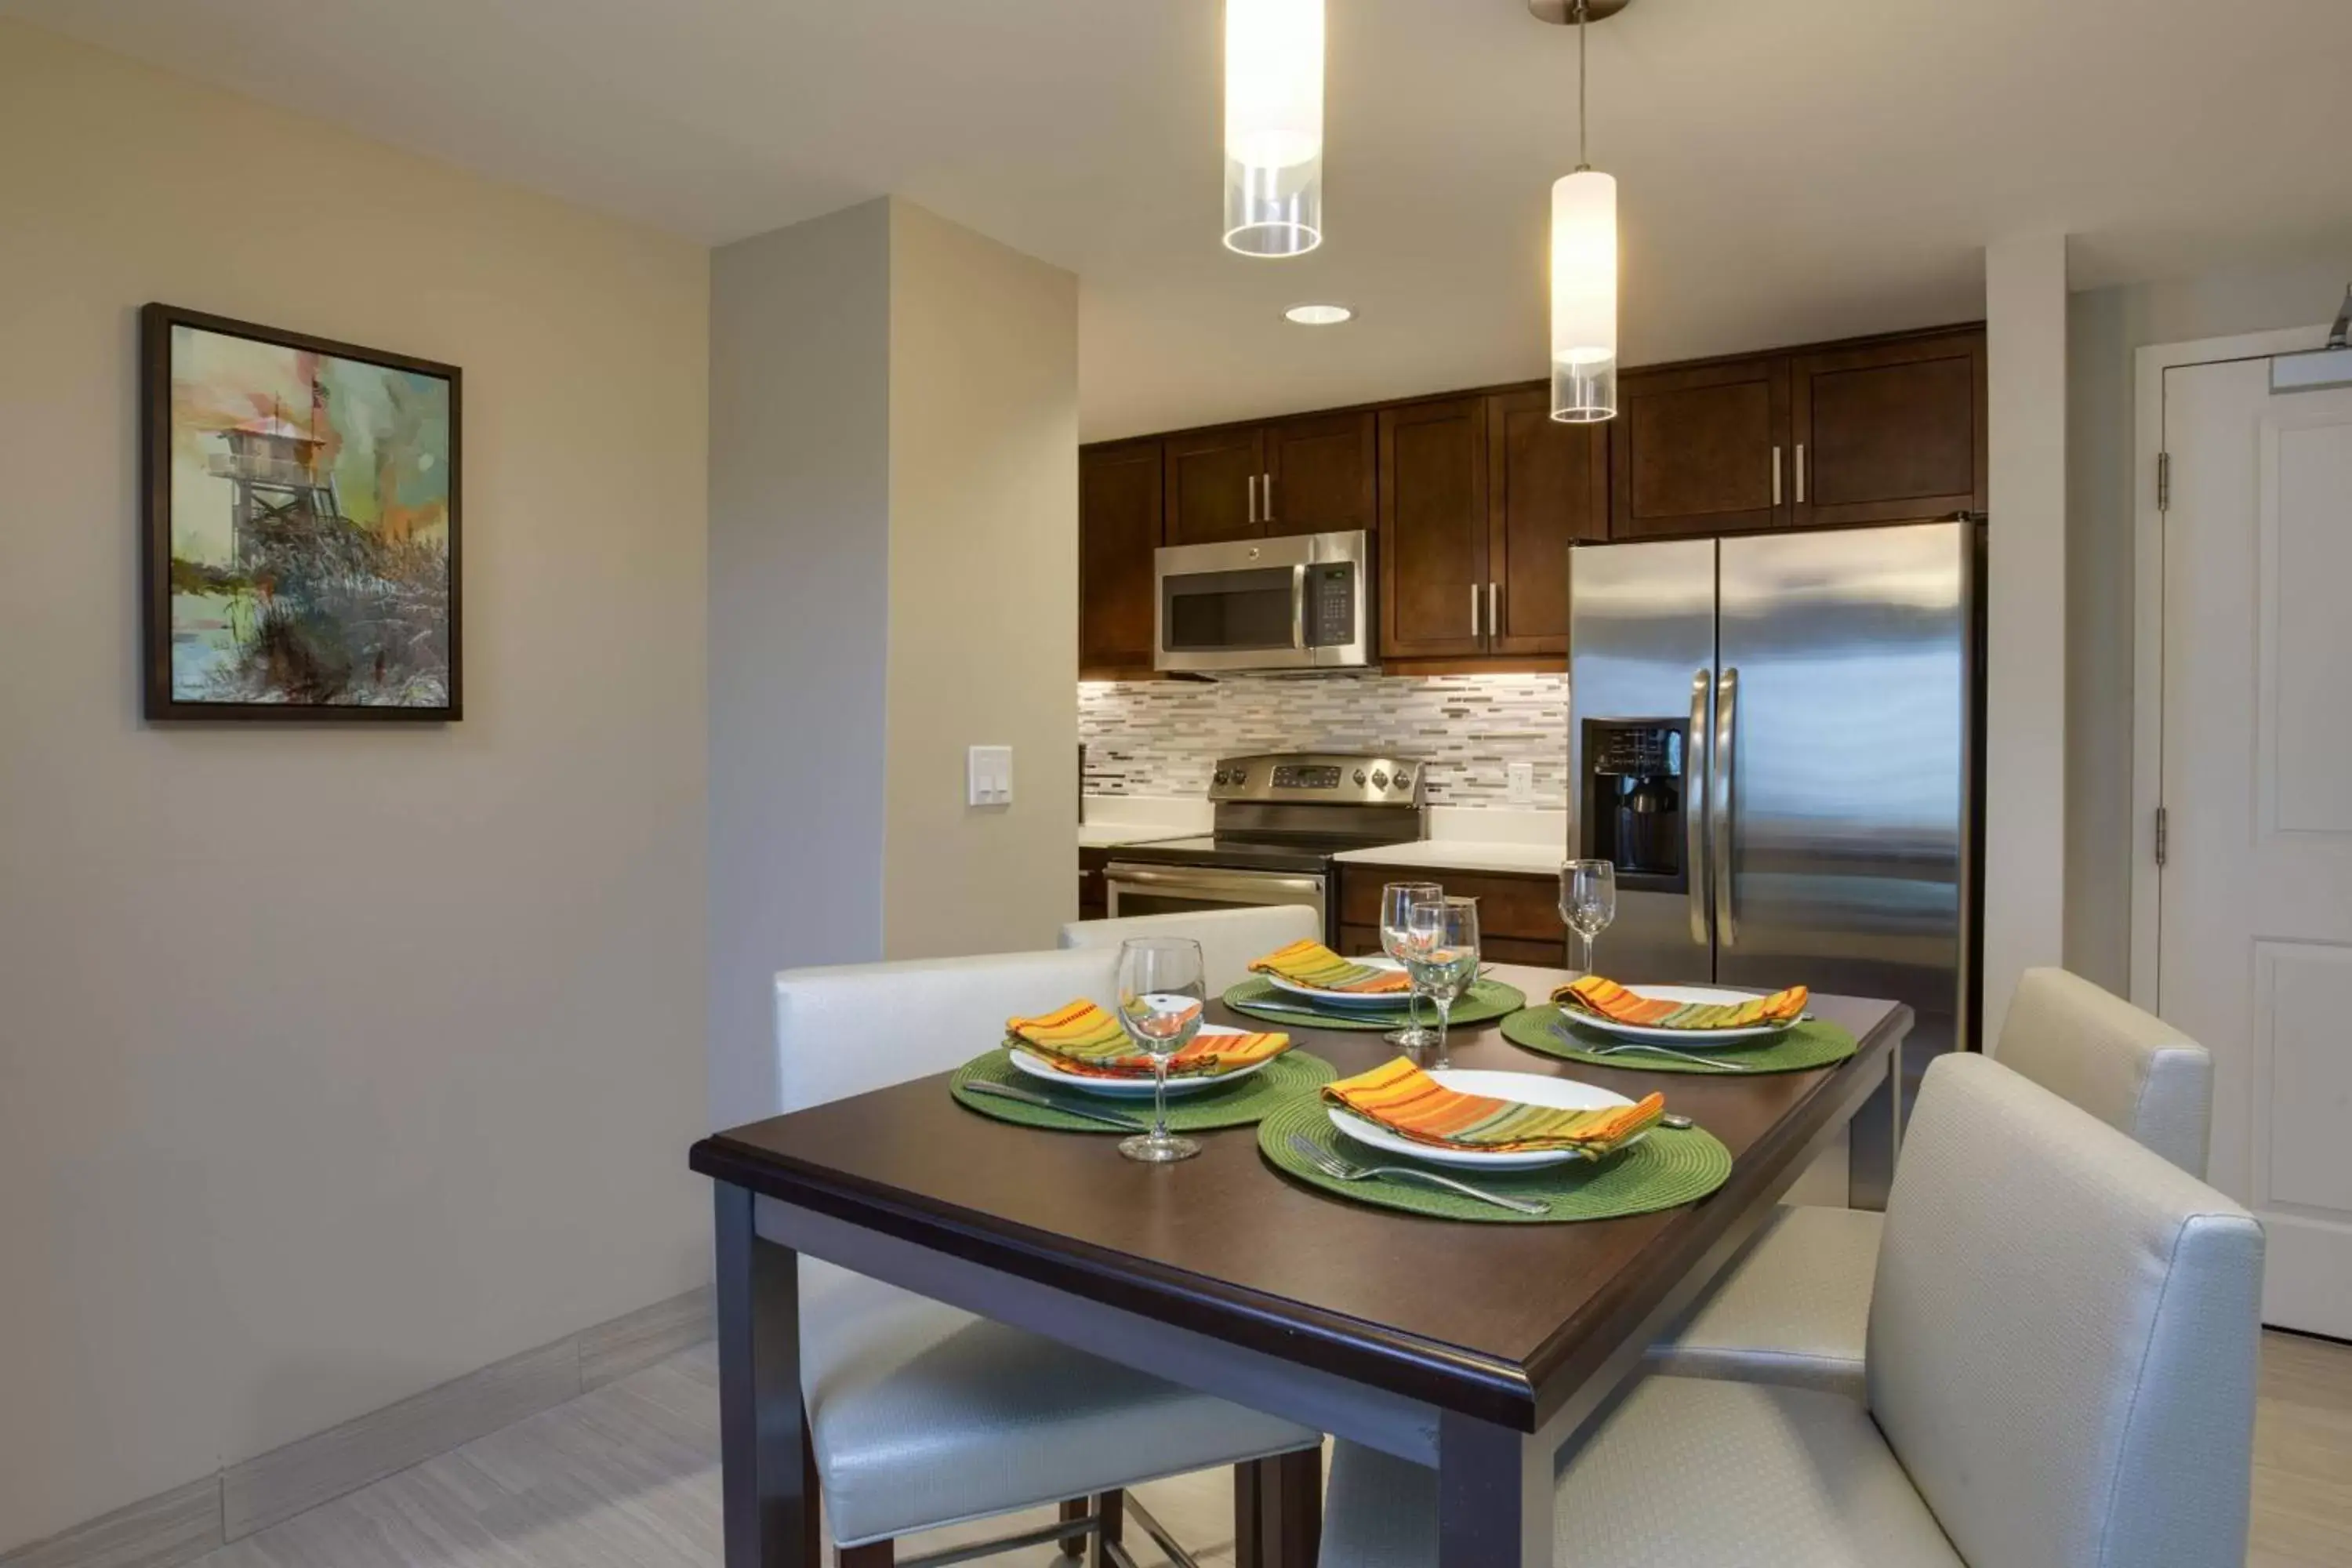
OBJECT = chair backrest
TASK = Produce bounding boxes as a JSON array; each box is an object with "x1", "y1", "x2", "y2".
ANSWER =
[
  {"x1": 1058, "y1": 906, "x2": 1321, "y2": 993},
  {"x1": 1995, "y1": 965, "x2": 2212, "y2": 1175},
  {"x1": 771, "y1": 947, "x2": 1120, "y2": 1114},
  {"x1": 1867, "y1": 1053, "x2": 2263, "y2": 1568}
]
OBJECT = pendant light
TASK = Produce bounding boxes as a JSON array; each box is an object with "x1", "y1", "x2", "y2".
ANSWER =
[
  {"x1": 1225, "y1": 0, "x2": 1325, "y2": 257},
  {"x1": 1537, "y1": 0, "x2": 1628, "y2": 422}
]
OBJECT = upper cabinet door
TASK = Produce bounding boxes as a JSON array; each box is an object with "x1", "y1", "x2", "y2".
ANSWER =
[
  {"x1": 1612, "y1": 358, "x2": 1791, "y2": 539},
  {"x1": 1790, "y1": 330, "x2": 1985, "y2": 528},
  {"x1": 1164, "y1": 427, "x2": 1265, "y2": 546},
  {"x1": 1078, "y1": 440, "x2": 1163, "y2": 675},
  {"x1": 1486, "y1": 388, "x2": 1607, "y2": 655},
  {"x1": 1262, "y1": 411, "x2": 1375, "y2": 538},
  {"x1": 1379, "y1": 397, "x2": 1491, "y2": 659}
]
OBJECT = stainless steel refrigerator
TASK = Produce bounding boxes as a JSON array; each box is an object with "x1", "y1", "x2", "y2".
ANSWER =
[{"x1": 1566, "y1": 518, "x2": 1984, "y2": 1207}]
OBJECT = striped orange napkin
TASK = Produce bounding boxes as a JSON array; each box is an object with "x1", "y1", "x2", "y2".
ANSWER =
[
  {"x1": 1555, "y1": 975, "x2": 1807, "y2": 1032},
  {"x1": 1323, "y1": 1058, "x2": 1664, "y2": 1154},
  {"x1": 1005, "y1": 1000, "x2": 1290, "y2": 1080},
  {"x1": 1248, "y1": 939, "x2": 1413, "y2": 994}
]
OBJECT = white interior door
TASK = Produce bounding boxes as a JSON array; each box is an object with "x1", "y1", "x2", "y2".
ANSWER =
[{"x1": 2161, "y1": 358, "x2": 2352, "y2": 1338}]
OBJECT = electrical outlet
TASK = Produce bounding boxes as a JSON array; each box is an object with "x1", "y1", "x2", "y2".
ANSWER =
[
  {"x1": 1507, "y1": 761, "x2": 1535, "y2": 804},
  {"x1": 967, "y1": 745, "x2": 1013, "y2": 807}
]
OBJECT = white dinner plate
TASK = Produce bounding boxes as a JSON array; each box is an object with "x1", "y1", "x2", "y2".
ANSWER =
[
  {"x1": 1265, "y1": 955, "x2": 1417, "y2": 1008},
  {"x1": 1557, "y1": 983, "x2": 1798, "y2": 1046},
  {"x1": 1007, "y1": 1024, "x2": 1274, "y2": 1098},
  {"x1": 1327, "y1": 1069, "x2": 1646, "y2": 1171}
]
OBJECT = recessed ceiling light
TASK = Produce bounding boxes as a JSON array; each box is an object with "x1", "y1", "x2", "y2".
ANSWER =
[{"x1": 1284, "y1": 303, "x2": 1353, "y2": 326}]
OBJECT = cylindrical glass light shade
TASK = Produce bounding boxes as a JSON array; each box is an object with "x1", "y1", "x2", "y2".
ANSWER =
[
  {"x1": 1225, "y1": 0, "x2": 1324, "y2": 257},
  {"x1": 1549, "y1": 169, "x2": 1618, "y2": 421}
]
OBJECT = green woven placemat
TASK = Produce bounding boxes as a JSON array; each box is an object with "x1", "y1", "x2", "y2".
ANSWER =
[
  {"x1": 1257, "y1": 1093, "x2": 1731, "y2": 1225},
  {"x1": 951, "y1": 1048, "x2": 1337, "y2": 1134},
  {"x1": 1221, "y1": 976, "x2": 1526, "y2": 1032},
  {"x1": 1498, "y1": 1004, "x2": 1859, "y2": 1074}
]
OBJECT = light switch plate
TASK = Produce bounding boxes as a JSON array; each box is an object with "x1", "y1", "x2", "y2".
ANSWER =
[
  {"x1": 967, "y1": 745, "x2": 1014, "y2": 808},
  {"x1": 1507, "y1": 762, "x2": 1535, "y2": 804}
]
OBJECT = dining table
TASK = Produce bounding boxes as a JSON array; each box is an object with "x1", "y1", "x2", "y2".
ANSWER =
[{"x1": 688, "y1": 962, "x2": 1911, "y2": 1568}]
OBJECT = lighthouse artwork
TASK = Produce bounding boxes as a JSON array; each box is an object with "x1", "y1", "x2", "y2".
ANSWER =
[{"x1": 141, "y1": 304, "x2": 460, "y2": 720}]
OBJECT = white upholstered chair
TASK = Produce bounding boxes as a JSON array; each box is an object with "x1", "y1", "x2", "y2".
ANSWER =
[
  {"x1": 1649, "y1": 965, "x2": 2214, "y2": 1396},
  {"x1": 761, "y1": 949, "x2": 1322, "y2": 1566},
  {"x1": 1319, "y1": 1052, "x2": 2264, "y2": 1568},
  {"x1": 1058, "y1": 904, "x2": 1322, "y2": 993}
]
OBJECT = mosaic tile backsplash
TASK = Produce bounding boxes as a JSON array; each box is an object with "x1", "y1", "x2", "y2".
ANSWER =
[{"x1": 1080, "y1": 673, "x2": 1570, "y2": 808}]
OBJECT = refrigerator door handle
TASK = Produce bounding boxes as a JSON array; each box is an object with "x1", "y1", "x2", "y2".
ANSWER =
[
  {"x1": 1713, "y1": 665, "x2": 1740, "y2": 947},
  {"x1": 1686, "y1": 668, "x2": 1712, "y2": 946}
]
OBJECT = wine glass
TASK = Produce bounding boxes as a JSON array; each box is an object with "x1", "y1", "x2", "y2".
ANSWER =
[
  {"x1": 1114, "y1": 937, "x2": 1207, "y2": 1164},
  {"x1": 1379, "y1": 880, "x2": 1444, "y2": 1047},
  {"x1": 1403, "y1": 897, "x2": 1481, "y2": 1069},
  {"x1": 1560, "y1": 858, "x2": 1617, "y2": 976}
]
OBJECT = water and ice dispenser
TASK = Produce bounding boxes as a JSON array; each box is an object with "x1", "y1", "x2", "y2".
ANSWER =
[{"x1": 1579, "y1": 718, "x2": 1687, "y2": 891}]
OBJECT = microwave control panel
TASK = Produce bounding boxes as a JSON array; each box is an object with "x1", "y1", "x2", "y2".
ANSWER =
[{"x1": 1304, "y1": 563, "x2": 1357, "y2": 648}]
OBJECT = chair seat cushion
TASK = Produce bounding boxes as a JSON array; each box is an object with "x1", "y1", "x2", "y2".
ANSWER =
[
  {"x1": 801, "y1": 1258, "x2": 1319, "y2": 1547},
  {"x1": 1320, "y1": 1377, "x2": 1963, "y2": 1568},
  {"x1": 1646, "y1": 1203, "x2": 1882, "y2": 1397}
]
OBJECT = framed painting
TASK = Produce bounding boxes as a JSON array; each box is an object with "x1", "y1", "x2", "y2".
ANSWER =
[{"x1": 141, "y1": 303, "x2": 462, "y2": 720}]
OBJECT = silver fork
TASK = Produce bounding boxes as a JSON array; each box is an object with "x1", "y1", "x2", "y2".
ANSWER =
[
  {"x1": 1549, "y1": 1023, "x2": 1757, "y2": 1073},
  {"x1": 1287, "y1": 1134, "x2": 1551, "y2": 1216}
]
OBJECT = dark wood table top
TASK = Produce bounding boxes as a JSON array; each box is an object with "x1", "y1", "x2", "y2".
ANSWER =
[{"x1": 691, "y1": 964, "x2": 1908, "y2": 1432}]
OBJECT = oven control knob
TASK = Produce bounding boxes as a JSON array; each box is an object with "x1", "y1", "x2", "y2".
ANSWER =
[
  {"x1": 1392, "y1": 770, "x2": 1413, "y2": 789},
  {"x1": 1231, "y1": 767, "x2": 1248, "y2": 786},
  {"x1": 1353, "y1": 768, "x2": 1367, "y2": 785},
  {"x1": 1212, "y1": 770, "x2": 1229, "y2": 786},
  {"x1": 1371, "y1": 770, "x2": 1388, "y2": 789}
]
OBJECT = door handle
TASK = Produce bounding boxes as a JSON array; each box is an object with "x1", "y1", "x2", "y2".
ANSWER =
[
  {"x1": 1770, "y1": 447, "x2": 1783, "y2": 508},
  {"x1": 1795, "y1": 443, "x2": 1806, "y2": 505},
  {"x1": 1487, "y1": 581, "x2": 1500, "y2": 640},
  {"x1": 1247, "y1": 474, "x2": 1259, "y2": 525},
  {"x1": 1263, "y1": 472, "x2": 1275, "y2": 525},
  {"x1": 1290, "y1": 563, "x2": 1308, "y2": 652},
  {"x1": 1470, "y1": 583, "x2": 1481, "y2": 638},
  {"x1": 1686, "y1": 669, "x2": 1711, "y2": 946},
  {"x1": 1712, "y1": 665, "x2": 1739, "y2": 947}
]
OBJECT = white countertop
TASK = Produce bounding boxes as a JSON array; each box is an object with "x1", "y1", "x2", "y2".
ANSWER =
[
  {"x1": 1077, "y1": 822, "x2": 1199, "y2": 849},
  {"x1": 1078, "y1": 794, "x2": 1213, "y2": 850},
  {"x1": 1330, "y1": 806, "x2": 1566, "y2": 875}
]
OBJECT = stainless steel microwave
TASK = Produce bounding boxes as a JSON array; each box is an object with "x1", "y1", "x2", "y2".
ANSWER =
[{"x1": 1152, "y1": 530, "x2": 1372, "y2": 673}]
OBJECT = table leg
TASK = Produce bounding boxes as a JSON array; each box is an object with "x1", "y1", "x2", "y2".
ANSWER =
[
  {"x1": 1436, "y1": 1412, "x2": 1550, "y2": 1568},
  {"x1": 1235, "y1": 1449, "x2": 1323, "y2": 1568},
  {"x1": 715, "y1": 1181, "x2": 811, "y2": 1568}
]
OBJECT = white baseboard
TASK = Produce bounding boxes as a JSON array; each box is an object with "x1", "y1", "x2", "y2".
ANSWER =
[{"x1": 2, "y1": 1285, "x2": 713, "y2": 1568}]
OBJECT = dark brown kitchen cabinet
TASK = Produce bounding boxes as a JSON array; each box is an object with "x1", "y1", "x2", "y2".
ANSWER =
[
  {"x1": 1164, "y1": 427, "x2": 1263, "y2": 546},
  {"x1": 1790, "y1": 330, "x2": 1985, "y2": 528},
  {"x1": 1486, "y1": 388, "x2": 1608, "y2": 654},
  {"x1": 1262, "y1": 411, "x2": 1376, "y2": 536},
  {"x1": 1378, "y1": 396, "x2": 1490, "y2": 659},
  {"x1": 1338, "y1": 865, "x2": 1567, "y2": 962},
  {"x1": 1612, "y1": 357, "x2": 1791, "y2": 539},
  {"x1": 1079, "y1": 440, "x2": 1163, "y2": 677}
]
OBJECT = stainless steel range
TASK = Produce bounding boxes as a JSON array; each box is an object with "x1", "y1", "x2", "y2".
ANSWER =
[{"x1": 1102, "y1": 752, "x2": 1426, "y2": 938}]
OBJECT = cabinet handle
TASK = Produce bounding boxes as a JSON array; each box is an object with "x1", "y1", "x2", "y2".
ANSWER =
[
  {"x1": 1247, "y1": 474, "x2": 1259, "y2": 524},
  {"x1": 1488, "y1": 581, "x2": 1499, "y2": 639},
  {"x1": 1795, "y1": 444, "x2": 1806, "y2": 504},
  {"x1": 1263, "y1": 472, "x2": 1275, "y2": 524},
  {"x1": 1771, "y1": 446, "x2": 1783, "y2": 507},
  {"x1": 1470, "y1": 583, "x2": 1481, "y2": 638}
]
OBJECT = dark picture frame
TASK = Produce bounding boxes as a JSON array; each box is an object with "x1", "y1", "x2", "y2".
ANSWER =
[{"x1": 141, "y1": 303, "x2": 463, "y2": 721}]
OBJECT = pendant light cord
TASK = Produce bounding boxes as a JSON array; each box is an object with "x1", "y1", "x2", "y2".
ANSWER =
[{"x1": 1575, "y1": 0, "x2": 1592, "y2": 171}]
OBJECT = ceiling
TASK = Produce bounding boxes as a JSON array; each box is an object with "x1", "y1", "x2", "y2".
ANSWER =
[{"x1": 13, "y1": 0, "x2": 2352, "y2": 440}]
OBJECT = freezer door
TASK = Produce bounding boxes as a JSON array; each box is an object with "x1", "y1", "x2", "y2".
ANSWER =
[
  {"x1": 1567, "y1": 538, "x2": 1717, "y2": 982},
  {"x1": 1715, "y1": 522, "x2": 1969, "y2": 1200}
]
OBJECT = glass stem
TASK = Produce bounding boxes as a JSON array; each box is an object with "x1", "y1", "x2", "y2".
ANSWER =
[
  {"x1": 1580, "y1": 931, "x2": 1594, "y2": 974},
  {"x1": 1152, "y1": 1057, "x2": 1171, "y2": 1144},
  {"x1": 1434, "y1": 998, "x2": 1453, "y2": 1066}
]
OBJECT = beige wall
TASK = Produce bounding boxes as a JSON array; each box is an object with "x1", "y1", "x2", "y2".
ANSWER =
[
  {"x1": 883, "y1": 201, "x2": 1080, "y2": 959},
  {"x1": 0, "y1": 22, "x2": 710, "y2": 1549},
  {"x1": 2064, "y1": 245, "x2": 2352, "y2": 995},
  {"x1": 1982, "y1": 234, "x2": 2071, "y2": 1051}
]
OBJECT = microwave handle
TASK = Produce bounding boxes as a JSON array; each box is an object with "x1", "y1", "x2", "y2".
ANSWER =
[{"x1": 1290, "y1": 564, "x2": 1308, "y2": 650}]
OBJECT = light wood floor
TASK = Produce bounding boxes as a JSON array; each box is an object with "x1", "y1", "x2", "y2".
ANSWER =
[{"x1": 191, "y1": 1330, "x2": 2352, "y2": 1567}]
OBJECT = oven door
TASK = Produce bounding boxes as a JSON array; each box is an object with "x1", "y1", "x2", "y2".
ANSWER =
[
  {"x1": 1103, "y1": 863, "x2": 1327, "y2": 934},
  {"x1": 1154, "y1": 531, "x2": 1370, "y2": 673}
]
